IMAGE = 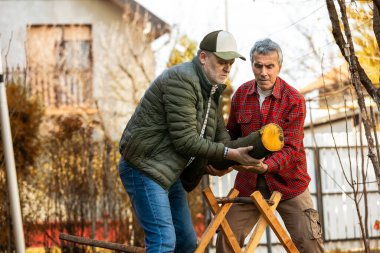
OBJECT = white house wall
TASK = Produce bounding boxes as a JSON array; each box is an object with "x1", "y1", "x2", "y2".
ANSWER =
[
  {"x1": 0, "y1": 0, "x2": 156, "y2": 140},
  {"x1": 0, "y1": 0, "x2": 123, "y2": 67},
  {"x1": 304, "y1": 118, "x2": 380, "y2": 148}
]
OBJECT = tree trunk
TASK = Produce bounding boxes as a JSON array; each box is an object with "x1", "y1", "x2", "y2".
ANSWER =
[
  {"x1": 326, "y1": 0, "x2": 380, "y2": 103},
  {"x1": 326, "y1": 1, "x2": 380, "y2": 251},
  {"x1": 374, "y1": 1, "x2": 380, "y2": 64}
]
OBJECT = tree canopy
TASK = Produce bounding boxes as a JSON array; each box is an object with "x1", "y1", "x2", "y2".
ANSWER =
[{"x1": 347, "y1": 2, "x2": 380, "y2": 87}]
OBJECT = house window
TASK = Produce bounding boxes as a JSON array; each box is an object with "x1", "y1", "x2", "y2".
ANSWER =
[{"x1": 26, "y1": 25, "x2": 93, "y2": 108}]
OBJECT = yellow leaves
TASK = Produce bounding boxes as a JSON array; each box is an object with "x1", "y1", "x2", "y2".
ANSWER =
[
  {"x1": 167, "y1": 35, "x2": 197, "y2": 67},
  {"x1": 221, "y1": 79, "x2": 233, "y2": 123},
  {"x1": 346, "y1": 4, "x2": 372, "y2": 24},
  {"x1": 224, "y1": 78, "x2": 232, "y2": 88},
  {"x1": 355, "y1": 35, "x2": 380, "y2": 87},
  {"x1": 347, "y1": 2, "x2": 380, "y2": 88}
]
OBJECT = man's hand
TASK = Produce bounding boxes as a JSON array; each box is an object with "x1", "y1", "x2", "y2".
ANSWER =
[
  {"x1": 205, "y1": 164, "x2": 233, "y2": 177},
  {"x1": 232, "y1": 158, "x2": 268, "y2": 174},
  {"x1": 226, "y1": 146, "x2": 262, "y2": 165}
]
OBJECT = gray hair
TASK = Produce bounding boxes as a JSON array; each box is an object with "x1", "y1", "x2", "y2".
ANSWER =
[{"x1": 249, "y1": 39, "x2": 283, "y2": 65}]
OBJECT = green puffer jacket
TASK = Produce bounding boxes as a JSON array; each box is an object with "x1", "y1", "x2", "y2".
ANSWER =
[{"x1": 119, "y1": 56, "x2": 258, "y2": 191}]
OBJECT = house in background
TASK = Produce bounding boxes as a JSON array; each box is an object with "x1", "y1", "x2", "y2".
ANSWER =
[
  {"x1": 0, "y1": 0, "x2": 170, "y2": 140},
  {"x1": 0, "y1": 0, "x2": 171, "y2": 250}
]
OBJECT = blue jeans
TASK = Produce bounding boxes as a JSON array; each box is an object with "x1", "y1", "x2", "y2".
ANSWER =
[{"x1": 118, "y1": 158, "x2": 197, "y2": 253}]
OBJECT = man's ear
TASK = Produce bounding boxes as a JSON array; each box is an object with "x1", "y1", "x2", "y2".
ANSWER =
[{"x1": 199, "y1": 51, "x2": 207, "y2": 65}]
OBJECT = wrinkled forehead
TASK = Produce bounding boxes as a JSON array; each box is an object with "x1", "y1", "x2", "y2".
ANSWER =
[{"x1": 252, "y1": 51, "x2": 280, "y2": 64}]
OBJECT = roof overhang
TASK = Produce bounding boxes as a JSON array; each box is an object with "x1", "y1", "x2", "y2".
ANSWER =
[
  {"x1": 300, "y1": 63, "x2": 350, "y2": 95},
  {"x1": 109, "y1": 0, "x2": 171, "y2": 40}
]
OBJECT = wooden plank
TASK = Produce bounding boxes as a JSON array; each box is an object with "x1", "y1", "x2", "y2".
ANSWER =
[
  {"x1": 195, "y1": 187, "x2": 242, "y2": 253},
  {"x1": 250, "y1": 191, "x2": 300, "y2": 253},
  {"x1": 244, "y1": 191, "x2": 282, "y2": 253},
  {"x1": 204, "y1": 187, "x2": 243, "y2": 253},
  {"x1": 59, "y1": 233, "x2": 145, "y2": 253}
]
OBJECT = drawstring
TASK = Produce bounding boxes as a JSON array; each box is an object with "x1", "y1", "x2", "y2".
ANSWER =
[{"x1": 186, "y1": 84, "x2": 218, "y2": 167}]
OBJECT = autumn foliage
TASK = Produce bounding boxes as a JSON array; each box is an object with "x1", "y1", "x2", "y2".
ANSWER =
[{"x1": 0, "y1": 83, "x2": 44, "y2": 250}]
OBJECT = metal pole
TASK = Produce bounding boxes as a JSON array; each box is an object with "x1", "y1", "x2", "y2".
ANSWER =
[
  {"x1": 202, "y1": 175, "x2": 210, "y2": 253},
  {"x1": 266, "y1": 226, "x2": 272, "y2": 253},
  {"x1": 224, "y1": 0, "x2": 229, "y2": 31},
  {"x1": 0, "y1": 44, "x2": 26, "y2": 253}
]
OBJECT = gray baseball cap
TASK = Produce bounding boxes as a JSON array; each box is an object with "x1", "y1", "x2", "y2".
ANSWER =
[{"x1": 200, "y1": 30, "x2": 246, "y2": 61}]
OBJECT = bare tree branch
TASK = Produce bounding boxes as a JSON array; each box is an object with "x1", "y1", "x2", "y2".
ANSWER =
[
  {"x1": 339, "y1": 0, "x2": 380, "y2": 194},
  {"x1": 370, "y1": 104, "x2": 380, "y2": 160},
  {"x1": 118, "y1": 62, "x2": 139, "y2": 105},
  {"x1": 326, "y1": 0, "x2": 348, "y2": 60},
  {"x1": 374, "y1": 0, "x2": 380, "y2": 18},
  {"x1": 327, "y1": 0, "x2": 380, "y2": 194},
  {"x1": 295, "y1": 24, "x2": 320, "y2": 58},
  {"x1": 373, "y1": 1, "x2": 380, "y2": 51},
  {"x1": 326, "y1": 0, "x2": 380, "y2": 103}
]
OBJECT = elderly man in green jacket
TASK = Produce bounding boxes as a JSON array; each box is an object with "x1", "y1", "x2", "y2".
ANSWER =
[{"x1": 118, "y1": 30, "x2": 262, "y2": 253}]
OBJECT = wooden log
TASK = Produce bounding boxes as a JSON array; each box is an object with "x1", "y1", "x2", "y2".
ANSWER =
[
  {"x1": 59, "y1": 233, "x2": 145, "y2": 253},
  {"x1": 209, "y1": 123, "x2": 284, "y2": 170},
  {"x1": 216, "y1": 196, "x2": 275, "y2": 205}
]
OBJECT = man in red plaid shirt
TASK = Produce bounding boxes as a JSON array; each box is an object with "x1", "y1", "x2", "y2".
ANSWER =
[{"x1": 216, "y1": 39, "x2": 324, "y2": 252}]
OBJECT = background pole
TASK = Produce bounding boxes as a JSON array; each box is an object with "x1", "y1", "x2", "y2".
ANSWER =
[{"x1": 0, "y1": 43, "x2": 26, "y2": 253}]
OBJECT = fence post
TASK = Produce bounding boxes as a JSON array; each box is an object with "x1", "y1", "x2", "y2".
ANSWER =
[{"x1": 312, "y1": 146, "x2": 325, "y2": 242}]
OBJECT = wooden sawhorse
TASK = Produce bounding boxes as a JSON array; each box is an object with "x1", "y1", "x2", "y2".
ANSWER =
[{"x1": 195, "y1": 187, "x2": 299, "y2": 253}]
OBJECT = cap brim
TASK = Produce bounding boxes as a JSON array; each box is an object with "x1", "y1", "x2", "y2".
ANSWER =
[{"x1": 213, "y1": 51, "x2": 246, "y2": 61}]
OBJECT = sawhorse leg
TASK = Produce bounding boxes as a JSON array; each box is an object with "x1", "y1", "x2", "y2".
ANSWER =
[
  {"x1": 195, "y1": 187, "x2": 300, "y2": 253},
  {"x1": 195, "y1": 187, "x2": 242, "y2": 253},
  {"x1": 249, "y1": 191, "x2": 300, "y2": 253},
  {"x1": 244, "y1": 191, "x2": 281, "y2": 252}
]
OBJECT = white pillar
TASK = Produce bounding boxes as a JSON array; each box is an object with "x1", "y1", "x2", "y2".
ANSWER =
[{"x1": 0, "y1": 43, "x2": 26, "y2": 253}]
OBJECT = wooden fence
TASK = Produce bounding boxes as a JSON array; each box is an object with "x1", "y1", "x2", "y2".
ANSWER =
[{"x1": 5, "y1": 65, "x2": 93, "y2": 108}]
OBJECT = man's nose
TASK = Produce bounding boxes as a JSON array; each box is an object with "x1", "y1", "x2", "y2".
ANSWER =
[
  {"x1": 224, "y1": 63, "x2": 232, "y2": 72},
  {"x1": 261, "y1": 67, "x2": 268, "y2": 76}
]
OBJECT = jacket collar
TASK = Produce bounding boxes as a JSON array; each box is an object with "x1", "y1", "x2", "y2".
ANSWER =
[{"x1": 192, "y1": 56, "x2": 226, "y2": 99}]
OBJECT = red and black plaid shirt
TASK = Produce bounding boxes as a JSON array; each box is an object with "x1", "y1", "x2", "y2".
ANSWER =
[{"x1": 227, "y1": 77, "x2": 310, "y2": 200}]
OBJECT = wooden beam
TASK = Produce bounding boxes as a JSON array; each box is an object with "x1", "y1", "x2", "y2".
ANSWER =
[
  {"x1": 251, "y1": 191, "x2": 299, "y2": 253},
  {"x1": 195, "y1": 187, "x2": 242, "y2": 253},
  {"x1": 244, "y1": 191, "x2": 282, "y2": 253}
]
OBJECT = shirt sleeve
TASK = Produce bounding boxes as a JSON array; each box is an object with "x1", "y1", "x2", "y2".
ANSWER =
[{"x1": 265, "y1": 96, "x2": 306, "y2": 173}]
